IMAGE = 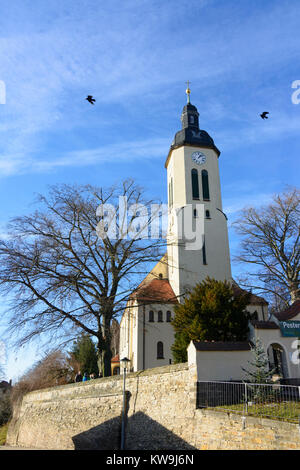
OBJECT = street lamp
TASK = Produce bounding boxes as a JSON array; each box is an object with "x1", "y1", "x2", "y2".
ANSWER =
[{"x1": 120, "y1": 357, "x2": 130, "y2": 450}]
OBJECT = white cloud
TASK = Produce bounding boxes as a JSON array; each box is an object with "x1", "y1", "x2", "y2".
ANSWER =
[{"x1": 0, "y1": 137, "x2": 169, "y2": 177}]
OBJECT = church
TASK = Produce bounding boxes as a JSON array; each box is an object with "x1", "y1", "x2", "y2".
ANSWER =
[{"x1": 118, "y1": 87, "x2": 300, "y2": 380}]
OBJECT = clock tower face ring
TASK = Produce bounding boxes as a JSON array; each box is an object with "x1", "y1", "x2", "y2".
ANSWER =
[{"x1": 191, "y1": 151, "x2": 206, "y2": 165}]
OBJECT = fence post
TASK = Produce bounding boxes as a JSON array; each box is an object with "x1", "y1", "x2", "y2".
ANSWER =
[{"x1": 244, "y1": 383, "x2": 248, "y2": 415}]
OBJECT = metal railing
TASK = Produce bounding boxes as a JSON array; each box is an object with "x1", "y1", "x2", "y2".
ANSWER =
[{"x1": 197, "y1": 381, "x2": 300, "y2": 424}]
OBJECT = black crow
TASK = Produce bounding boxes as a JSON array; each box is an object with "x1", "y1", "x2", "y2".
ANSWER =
[
  {"x1": 86, "y1": 95, "x2": 96, "y2": 105},
  {"x1": 260, "y1": 111, "x2": 269, "y2": 119}
]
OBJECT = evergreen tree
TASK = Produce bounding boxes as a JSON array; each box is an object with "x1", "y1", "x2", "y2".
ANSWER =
[
  {"x1": 171, "y1": 277, "x2": 250, "y2": 363},
  {"x1": 242, "y1": 338, "x2": 275, "y2": 384},
  {"x1": 70, "y1": 334, "x2": 99, "y2": 377}
]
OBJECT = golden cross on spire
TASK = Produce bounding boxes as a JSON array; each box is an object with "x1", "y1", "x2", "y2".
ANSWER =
[{"x1": 185, "y1": 80, "x2": 191, "y2": 103}]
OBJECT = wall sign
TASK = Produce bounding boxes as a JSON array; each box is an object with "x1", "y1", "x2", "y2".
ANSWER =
[{"x1": 279, "y1": 321, "x2": 300, "y2": 337}]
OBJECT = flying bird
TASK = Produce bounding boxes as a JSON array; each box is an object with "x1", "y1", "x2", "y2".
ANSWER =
[
  {"x1": 260, "y1": 111, "x2": 269, "y2": 119},
  {"x1": 86, "y1": 95, "x2": 96, "y2": 105}
]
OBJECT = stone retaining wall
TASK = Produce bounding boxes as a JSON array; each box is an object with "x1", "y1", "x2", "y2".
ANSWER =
[{"x1": 6, "y1": 363, "x2": 300, "y2": 450}]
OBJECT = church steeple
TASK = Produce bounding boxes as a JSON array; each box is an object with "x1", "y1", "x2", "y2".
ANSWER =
[
  {"x1": 166, "y1": 88, "x2": 220, "y2": 162},
  {"x1": 181, "y1": 81, "x2": 200, "y2": 129},
  {"x1": 165, "y1": 92, "x2": 232, "y2": 298},
  {"x1": 180, "y1": 103, "x2": 200, "y2": 130}
]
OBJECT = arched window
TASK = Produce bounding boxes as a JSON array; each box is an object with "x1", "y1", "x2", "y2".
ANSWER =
[
  {"x1": 205, "y1": 210, "x2": 210, "y2": 219},
  {"x1": 157, "y1": 341, "x2": 164, "y2": 359},
  {"x1": 158, "y1": 311, "x2": 163, "y2": 322},
  {"x1": 149, "y1": 310, "x2": 154, "y2": 322},
  {"x1": 267, "y1": 343, "x2": 288, "y2": 378},
  {"x1": 191, "y1": 169, "x2": 199, "y2": 199},
  {"x1": 166, "y1": 311, "x2": 172, "y2": 322},
  {"x1": 202, "y1": 170, "x2": 210, "y2": 200}
]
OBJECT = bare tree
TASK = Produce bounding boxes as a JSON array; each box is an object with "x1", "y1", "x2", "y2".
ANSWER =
[
  {"x1": 234, "y1": 187, "x2": 300, "y2": 307},
  {"x1": 11, "y1": 350, "x2": 71, "y2": 405},
  {"x1": 0, "y1": 180, "x2": 164, "y2": 376}
]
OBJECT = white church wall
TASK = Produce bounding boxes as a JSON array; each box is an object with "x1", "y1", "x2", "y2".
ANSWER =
[
  {"x1": 187, "y1": 342, "x2": 252, "y2": 382},
  {"x1": 136, "y1": 304, "x2": 175, "y2": 370},
  {"x1": 246, "y1": 304, "x2": 268, "y2": 321},
  {"x1": 119, "y1": 300, "x2": 137, "y2": 367}
]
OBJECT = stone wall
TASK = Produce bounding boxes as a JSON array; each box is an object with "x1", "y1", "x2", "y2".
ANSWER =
[
  {"x1": 6, "y1": 363, "x2": 300, "y2": 450},
  {"x1": 194, "y1": 410, "x2": 300, "y2": 450}
]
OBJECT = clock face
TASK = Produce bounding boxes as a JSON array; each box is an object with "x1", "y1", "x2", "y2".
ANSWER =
[{"x1": 191, "y1": 151, "x2": 206, "y2": 165}]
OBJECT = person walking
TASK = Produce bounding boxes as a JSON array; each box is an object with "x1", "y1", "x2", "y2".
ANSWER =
[{"x1": 75, "y1": 370, "x2": 83, "y2": 383}]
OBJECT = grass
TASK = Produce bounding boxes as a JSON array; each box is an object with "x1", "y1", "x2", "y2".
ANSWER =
[
  {"x1": 0, "y1": 423, "x2": 8, "y2": 446},
  {"x1": 212, "y1": 401, "x2": 300, "y2": 423}
]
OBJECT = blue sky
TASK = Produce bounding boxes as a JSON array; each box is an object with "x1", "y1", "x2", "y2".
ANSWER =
[{"x1": 0, "y1": 0, "x2": 299, "y2": 381}]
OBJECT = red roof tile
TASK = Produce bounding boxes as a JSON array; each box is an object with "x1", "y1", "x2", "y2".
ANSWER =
[
  {"x1": 111, "y1": 354, "x2": 120, "y2": 363},
  {"x1": 130, "y1": 279, "x2": 178, "y2": 304},
  {"x1": 274, "y1": 300, "x2": 300, "y2": 321}
]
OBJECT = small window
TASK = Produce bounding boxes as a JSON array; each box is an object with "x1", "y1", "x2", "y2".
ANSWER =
[
  {"x1": 205, "y1": 210, "x2": 210, "y2": 218},
  {"x1": 193, "y1": 209, "x2": 198, "y2": 218},
  {"x1": 191, "y1": 169, "x2": 199, "y2": 199},
  {"x1": 158, "y1": 273, "x2": 163, "y2": 279},
  {"x1": 157, "y1": 341, "x2": 164, "y2": 359},
  {"x1": 149, "y1": 310, "x2": 154, "y2": 322},
  {"x1": 158, "y1": 311, "x2": 163, "y2": 322},
  {"x1": 166, "y1": 311, "x2": 172, "y2": 322}
]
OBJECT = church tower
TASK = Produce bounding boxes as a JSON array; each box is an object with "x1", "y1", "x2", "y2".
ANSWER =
[{"x1": 166, "y1": 85, "x2": 232, "y2": 299}]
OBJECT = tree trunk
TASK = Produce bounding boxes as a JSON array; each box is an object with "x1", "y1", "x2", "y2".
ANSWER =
[
  {"x1": 97, "y1": 349, "x2": 104, "y2": 377},
  {"x1": 97, "y1": 318, "x2": 112, "y2": 377},
  {"x1": 290, "y1": 281, "x2": 300, "y2": 304},
  {"x1": 102, "y1": 345, "x2": 112, "y2": 377}
]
